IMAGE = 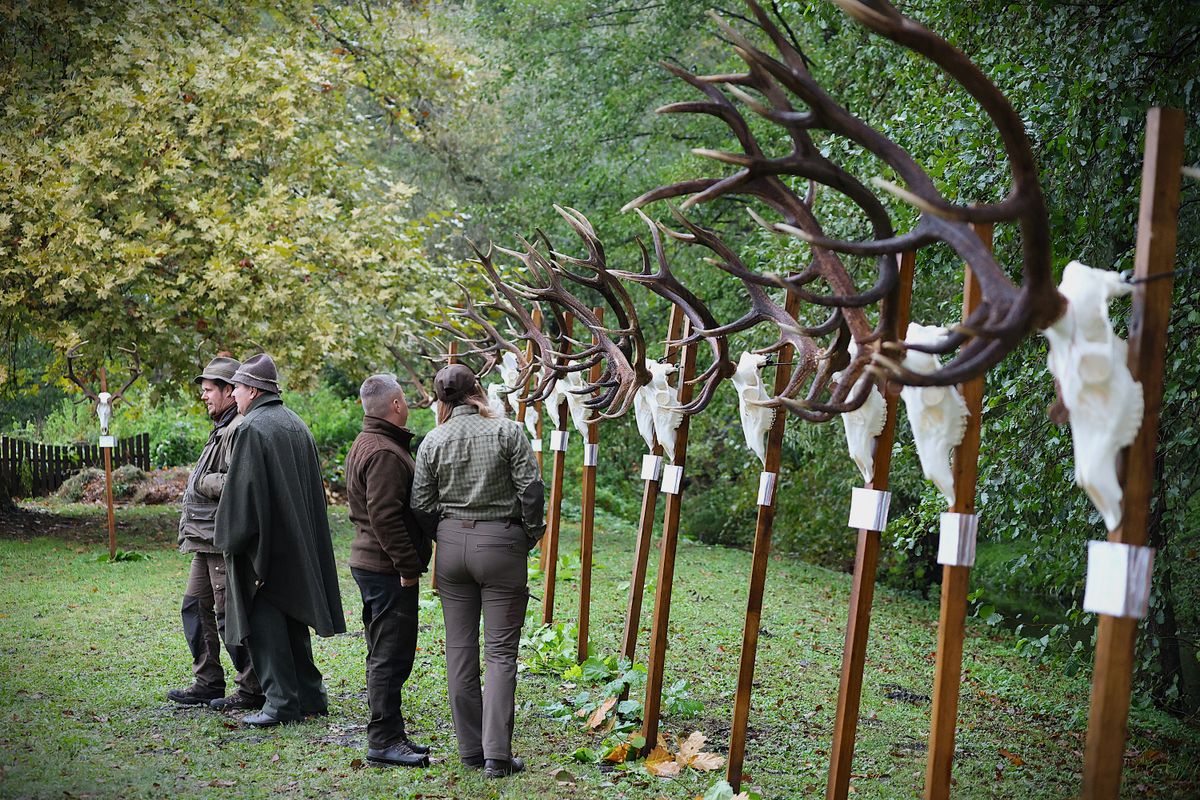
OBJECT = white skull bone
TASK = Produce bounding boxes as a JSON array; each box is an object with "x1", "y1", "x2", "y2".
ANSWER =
[
  {"x1": 833, "y1": 341, "x2": 886, "y2": 484},
  {"x1": 1040, "y1": 260, "x2": 1143, "y2": 531},
  {"x1": 899, "y1": 324, "x2": 969, "y2": 506},
  {"x1": 96, "y1": 391, "x2": 113, "y2": 435},
  {"x1": 633, "y1": 359, "x2": 683, "y2": 459},
  {"x1": 731, "y1": 351, "x2": 775, "y2": 467}
]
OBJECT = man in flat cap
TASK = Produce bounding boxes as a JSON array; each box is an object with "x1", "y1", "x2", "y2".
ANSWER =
[
  {"x1": 215, "y1": 353, "x2": 346, "y2": 726},
  {"x1": 168, "y1": 355, "x2": 264, "y2": 711}
]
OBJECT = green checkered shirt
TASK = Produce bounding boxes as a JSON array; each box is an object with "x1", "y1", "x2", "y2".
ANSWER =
[{"x1": 412, "y1": 405, "x2": 545, "y2": 537}]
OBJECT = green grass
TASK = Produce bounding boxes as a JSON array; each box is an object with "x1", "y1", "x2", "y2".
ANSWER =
[{"x1": 1, "y1": 501, "x2": 1198, "y2": 799}]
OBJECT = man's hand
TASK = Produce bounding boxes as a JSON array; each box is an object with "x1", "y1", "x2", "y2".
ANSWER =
[{"x1": 400, "y1": 576, "x2": 419, "y2": 588}]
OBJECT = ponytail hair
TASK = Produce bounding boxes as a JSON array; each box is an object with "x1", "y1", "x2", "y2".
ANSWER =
[{"x1": 437, "y1": 381, "x2": 497, "y2": 424}]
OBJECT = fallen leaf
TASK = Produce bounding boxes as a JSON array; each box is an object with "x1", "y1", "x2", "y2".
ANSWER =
[
  {"x1": 646, "y1": 744, "x2": 677, "y2": 777},
  {"x1": 270, "y1": 753, "x2": 280, "y2": 763},
  {"x1": 548, "y1": 767, "x2": 576, "y2": 784},
  {"x1": 677, "y1": 731, "x2": 706, "y2": 763},
  {"x1": 998, "y1": 748, "x2": 1025, "y2": 767},
  {"x1": 208, "y1": 779, "x2": 236, "y2": 788},
  {"x1": 349, "y1": 758, "x2": 364, "y2": 770},
  {"x1": 604, "y1": 742, "x2": 631, "y2": 763},
  {"x1": 586, "y1": 696, "x2": 617, "y2": 730},
  {"x1": 689, "y1": 751, "x2": 725, "y2": 772}
]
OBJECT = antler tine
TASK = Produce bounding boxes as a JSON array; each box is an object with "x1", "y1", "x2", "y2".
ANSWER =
[
  {"x1": 64, "y1": 341, "x2": 100, "y2": 403},
  {"x1": 111, "y1": 343, "x2": 142, "y2": 401}
]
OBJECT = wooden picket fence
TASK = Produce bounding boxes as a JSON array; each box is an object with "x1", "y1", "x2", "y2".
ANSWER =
[{"x1": 0, "y1": 433, "x2": 151, "y2": 498}]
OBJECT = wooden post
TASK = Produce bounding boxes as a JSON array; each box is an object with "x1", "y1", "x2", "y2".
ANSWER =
[
  {"x1": 827, "y1": 251, "x2": 917, "y2": 800},
  {"x1": 620, "y1": 304, "x2": 686, "y2": 666},
  {"x1": 1082, "y1": 106, "x2": 1184, "y2": 800},
  {"x1": 542, "y1": 313, "x2": 574, "y2": 625},
  {"x1": 726, "y1": 291, "x2": 802, "y2": 791},
  {"x1": 577, "y1": 307, "x2": 604, "y2": 663},
  {"x1": 429, "y1": 341, "x2": 461, "y2": 594},
  {"x1": 99, "y1": 367, "x2": 116, "y2": 560},
  {"x1": 924, "y1": 224, "x2": 991, "y2": 800},
  {"x1": 638, "y1": 320, "x2": 699, "y2": 755}
]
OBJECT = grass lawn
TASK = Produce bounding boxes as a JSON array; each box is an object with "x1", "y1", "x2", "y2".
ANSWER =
[{"x1": 1, "y1": 501, "x2": 1198, "y2": 799}]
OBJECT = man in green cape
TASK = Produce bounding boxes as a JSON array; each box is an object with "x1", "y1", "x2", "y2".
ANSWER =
[{"x1": 215, "y1": 353, "x2": 345, "y2": 726}]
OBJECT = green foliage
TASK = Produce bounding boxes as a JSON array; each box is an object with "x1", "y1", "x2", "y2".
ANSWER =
[
  {"x1": 0, "y1": 0, "x2": 470, "y2": 391},
  {"x1": 519, "y1": 621, "x2": 582, "y2": 676}
]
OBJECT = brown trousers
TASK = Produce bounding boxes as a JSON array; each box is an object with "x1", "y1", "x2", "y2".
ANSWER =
[
  {"x1": 436, "y1": 519, "x2": 529, "y2": 763},
  {"x1": 182, "y1": 552, "x2": 261, "y2": 697}
]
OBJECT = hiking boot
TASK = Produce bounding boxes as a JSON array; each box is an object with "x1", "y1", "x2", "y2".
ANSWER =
[
  {"x1": 400, "y1": 735, "x2": 430, "y2": 756},
  {"x1": 209, "y1": 692, "x2": 265, "y2": 712},
  {"x1": 484, "y1": 756, "x2": 525, "y2": 778},
  {"x1": 167, "y1": 685, "x2": 223, "y2": 706},
  {"x1": 366, "y1": 740, "x2": 429, "y2": 768}
]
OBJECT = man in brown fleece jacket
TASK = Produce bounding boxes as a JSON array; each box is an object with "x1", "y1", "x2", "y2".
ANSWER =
[{"x1": 345, "y1": 374, "x2": 433, "y2": 767}]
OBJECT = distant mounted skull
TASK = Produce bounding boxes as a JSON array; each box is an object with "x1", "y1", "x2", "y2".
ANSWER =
[
  {"x1": 900, "y1": 324, "x2": 969, "y2": 506},
  {"x1": 731, "y1": 351, "x2": 775, "y2": 466},
  {"x1": 834, "y1": 341, "x2": 886, "y2": 483},
  {"x1": 1040, "y1": 261, "x2": 1143, "y2": 531},
  {"x1": 97, "y1": 392, "x2": 113, "y2": 435}
]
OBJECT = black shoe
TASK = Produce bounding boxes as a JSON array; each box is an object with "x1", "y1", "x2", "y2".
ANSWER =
[
  {"x1": 366, "y1": 741, "x2": 429, "y2": 768},
  {"x1": 400, "y1": 736, "x2": 430, "y2": 756},
  {"x1": 167, "y1": 685, "x2": 223, "y2": 706},
  {"x1": 242, "y1": 711, "x2": 292, "y2": 727},
  {"x1": 484, "y1": 756, "x2": 525, "y2": 778},
  {"x1": 463, "y1": 755, "x2": 485, "y2": 770},
  {"x1": 209, "y1": 692, "x2": 265, "y2": 711}
]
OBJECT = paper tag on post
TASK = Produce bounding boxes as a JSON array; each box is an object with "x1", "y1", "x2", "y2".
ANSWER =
[
  {"x1": 99, "y1": 435, "x2": 116, "y2": 448},
  {"x1": 757, "y1": 471, "x2": 777, "y2": 507},
  {"x1": 583, "y1": 443, "x2": 599, "y2": 467},
  {"x1": 847, "y1": 487, "x2": 891, "y2": 532},
  {"x1": 550, "y1": 430, "x2": 570, "y2": 452},
  {"x1": 640, "y1": 454, "x2": 663, "y2": 482},
  {"x1": 661, "y1": 465, "x2": 684, "y2": 495},
  {"x1": 937, "y1": 512, "x2": 979, "y2": 567},
  {"x1": 530, "y1": 438, "x2": 543, "y2": 453},
  {"x1": 1083, "y1": 540, "x2": 1155, "y2": 619}
]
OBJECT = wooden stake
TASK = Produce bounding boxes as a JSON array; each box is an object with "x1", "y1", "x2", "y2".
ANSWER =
[
  {"x1": 98, "y1": 366, "x2": 116, "y2": 560},
  {"x1": 639, "y1": 320, "x2": 699, "y2": 755},
  {"x1": 726, "y1": 291, "x2": 801, "y2": 792},
  {"x1": 1083, "y1": 106, "x2": 1184, "y2": 800},
  {"x1": 620, "y1": 304, "x2": 686, "y2": 667},
  {"x1": 542, "y1": 313, "x2": 574, "y2": 625},
  {"x1": 924, "y1": 224, "x2": 991, "y2": 800},
  {"x1": 577, "y1": 307, "x2": 604, "y2": 663},
  {"x1": 827, "y1": 251, "x2": 916, "y2": 800}
]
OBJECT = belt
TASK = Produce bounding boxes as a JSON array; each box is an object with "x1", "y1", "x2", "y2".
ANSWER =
[{"x1": 447, "y1": 518, "x2": 521, "y2": 528}]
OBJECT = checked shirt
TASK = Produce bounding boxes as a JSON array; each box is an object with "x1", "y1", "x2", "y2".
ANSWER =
[{"x1": 412, "y1": 405, "x2": 543, "y2": 535}]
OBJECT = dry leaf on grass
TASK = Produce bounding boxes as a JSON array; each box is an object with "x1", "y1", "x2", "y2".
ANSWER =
[
  {"x1": 675, "y1": 731, "x2": 725, "y2": 772},
  {"x1": 586, "y1": 696, "x2": 617, "y2": 730},
  {"x1": 646, "y1": 745, "x2": 681, "y2": 777},
  {"x1": 998, "y1": 748, "x2": 1025, "y2": 767},
  {"x1": 603, "y1": 742, "x2": 631, "y2": 763}
]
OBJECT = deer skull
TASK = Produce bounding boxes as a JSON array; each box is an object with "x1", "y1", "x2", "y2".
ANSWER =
[
  {"x1": 497, "y1": 351, "x2": 522, "y2": 416},
  {"x1": 900, "y1": 324, "x2": 969, "y2": 506},
  {"x1": 731, "y1": 351, "x2": 775, "y2": 466},
  {"x1": 1040, "y1": 260, "x2": 1143, "y2": 531},
  {"x1": 834, "y1": 341, "x2": 886, "y2": 483},
  {"x1": 96, "y1": 392, "x2": 114, "y2": 435},
  {"x1": 486, "y1": 383, "x2": 509, "y2": 419},
  {"x1": 633, "y1": 359, "x2": 683, "y2": 458}
]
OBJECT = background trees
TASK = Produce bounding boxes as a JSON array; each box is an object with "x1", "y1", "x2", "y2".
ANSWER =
[{"x1": 3, "y1": 0, "x2": 1197, "y2": 711}]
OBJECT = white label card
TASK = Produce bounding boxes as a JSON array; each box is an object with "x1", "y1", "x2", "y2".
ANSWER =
[
  {"x1": 661, "y1": 465, "x2": 684, "y2": 495},
  {"x1": 550, "y1": 430, "x2": 570, "y2": 452},
  {"x1": 640, "y1": 454, "x2": 663, "y2": 482},
  {"x1": 937, "y1": 512, "x2": 979, "y2": 567},
  {"x1": 1083, "y1": 540, "x2": 1155, "y2": 619},
  {"x1": 757, "y1": 471, "x2": 777, "y2": 507},
  {"x1": 847, "y1": 487, "x2": 891, "y2": 532},
  {"x1": 583, "y1": 443, "x2": 599, "y2": 467},
  {"x1": 99, "y1": 435, "x2": 116, "y2": 448},
  {"x1": 530, "y1": 438, "x2": 543, "y2": 452}
]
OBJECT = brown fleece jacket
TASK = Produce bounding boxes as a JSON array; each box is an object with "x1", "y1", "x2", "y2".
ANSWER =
[{"x1": 345, "y1": 416, "x2": 430, "y2": 579}]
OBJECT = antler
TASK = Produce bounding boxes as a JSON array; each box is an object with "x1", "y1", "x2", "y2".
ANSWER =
[
  {"x1": 385, "y1": 342, "x2": 435, "y2": 409},
  {"x1": 625, "y1": 0, "x2": 1064, "y2": 389},
  {"x1": 109, "y1": 343, "x2": 142, "y2": 404},
  {"x1": 65, "y1": 342, "x2": 100, "y2": 403}
]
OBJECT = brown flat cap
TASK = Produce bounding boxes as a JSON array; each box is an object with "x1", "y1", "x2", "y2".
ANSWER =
[
  {"x1": 194, "y1": 356, "x2": 242, "y2": 384},
  {"x1": 434, "y1": 364, "x2": 477, "y2": 404},
  {"x1": 232, "y1": 353, "x2": 282, "y2": 394}
]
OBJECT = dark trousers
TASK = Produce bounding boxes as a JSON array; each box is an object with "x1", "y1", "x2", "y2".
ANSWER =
[
  {"x1": 351, "y1": 567, "x2": 420, "y2": 749},
  {"x1": 245, "y1": 596, "x2": 328, "y2": 721},
  {"x1": 436, "y1": 519, "x2": 529, "y2": 763},
  {"x1": 182, "y1": 552, "x2": 261, "y2": 697}
]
